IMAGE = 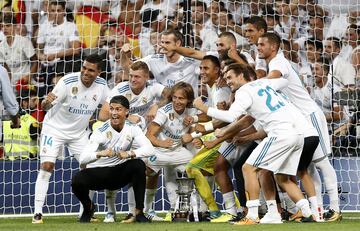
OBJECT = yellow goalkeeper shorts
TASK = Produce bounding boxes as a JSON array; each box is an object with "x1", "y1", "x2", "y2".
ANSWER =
[{"x1": 186, "y1": 143, "x2": 221, "y2": 175}]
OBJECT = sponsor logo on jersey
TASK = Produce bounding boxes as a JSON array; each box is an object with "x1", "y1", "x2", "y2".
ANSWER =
[
  {"x1": 169, "y1": 113, "x2": 174, "y2": 121},
  {"x1": 106, "y1": 131, "x2": 112, "y2": 140}
]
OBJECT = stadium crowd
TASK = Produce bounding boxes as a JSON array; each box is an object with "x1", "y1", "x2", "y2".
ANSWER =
[{"x1": 0, "y1": 0, "x2": 358, "y2": 226}]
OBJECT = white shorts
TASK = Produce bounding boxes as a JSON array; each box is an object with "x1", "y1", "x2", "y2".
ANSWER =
[
  {"x1": 307, "y1": 111, "x2": 331, "y2": 162},
  {"x1": 218, "y1": 141, "x2": 252, "y2": 166},
  {"x1": 39, "y1": 132, "x2": 89, "y2": 164},
  {"x1": 145, "y1": 146, "x2": 194, "y2": 173},
  {"x1": 246, "y1": 135, "x2": 304, "y2": 176}
]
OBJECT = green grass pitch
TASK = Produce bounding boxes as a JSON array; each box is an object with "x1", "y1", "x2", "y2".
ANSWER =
[{"x1": 1, "y1": 213, "x2": 359, "y2": 231}]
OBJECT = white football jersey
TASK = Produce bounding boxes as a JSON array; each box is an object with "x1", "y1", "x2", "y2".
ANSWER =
[
  {"x1": 208, "y1": 78, "x2": 305, "y2": 137},
  {"x1": 250, "y1": 45, "x2": 267, "y2": 72},
  {"x1": 141, "y1": 54, "x2": 200, "y2": 95},
  {"x1": 206, "y1": 83, "x2": 231, "y2": 108},
  {"x1": 37, "y1": 20, "x2": 79, "y2": 65},
  {"x1": 311, "y1": 77, "x2": 349, "y2": 129},
  {"x1": 81, "y1": 120, "x2": 155, "y2": 168},
  {"x1": 153, "y1": 103, "x2": 197, "y2": 150},
  {"x1": 0, "y1": 35, "x2": 35, "y2": 84},
  {"x1": 107, "y1": 81, "x2": 165, "y2": 117},
  {"x1": 268, "y1": 52, "x2": 320, "y2": 116},
  {"x1": 42, "y1": 72, "x2": 109, "y2": 139}
]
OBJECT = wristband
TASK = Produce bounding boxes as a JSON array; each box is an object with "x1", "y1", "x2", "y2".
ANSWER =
[
  {"x1": 204, "y1": 123, "x2": 214, "y2": 132},
  {"x1": 192, "y1": 115, "x2": 199, "y2": 123},
  {"x1": 191, "y1": 131, "x2": 203, "y2": 138}
]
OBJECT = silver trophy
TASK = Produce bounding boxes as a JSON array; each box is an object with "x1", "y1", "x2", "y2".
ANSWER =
[{"x1": 173, "y1": 177, "x2": 198, "y2": 222}]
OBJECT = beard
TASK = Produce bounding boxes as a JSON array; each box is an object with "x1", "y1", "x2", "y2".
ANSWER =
[{"x1": 219, "y1": 50, "x2": 230, "y2": 62}]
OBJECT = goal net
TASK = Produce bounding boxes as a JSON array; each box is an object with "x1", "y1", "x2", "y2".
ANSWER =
[{"x1": 0, "y1": 0, "x2": 359, "y2": 216}]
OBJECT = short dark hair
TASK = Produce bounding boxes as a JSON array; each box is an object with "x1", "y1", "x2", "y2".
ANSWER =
[
  {"x1": 110, "y1": 95, "x2": 130, "y2": 109},
  {"x1": 245, "y1": 16, "x2": 268, "y2": 33},
  {"x1": 262, "y1": 4, "x2": 280, "y2": 23},
  {"x1": 326, "y1": 36, "x2": 342, "y2": 50},
  {"x1": 305, "y1": 38, "x2": 323, "y2": 51},
  {"x1": 347, "y1": 24, "x2": 360, "y2": 35},
  {"x1": 171, "y1": 82, "x2": 194, "y2": 107},
  {"x1": 192, "y1": 1, "x2": 207, "y2": 11},
  {"x1": 316, "y1": 56, "x2": 331, "y2": 75},
  {"x1": 245, "y1": 65, "x2": 257, "y2": 81},
  {"x1": 259, "y1": 32, "x2": 281, "y2": 51},
  {"x1": 84, "y1": 54, "x2": 103, "y2": 69},
  {"x1": 162, "y1": 29, "x2": 184, "y2": 45},
  {"x1": 219, "y1": 31, "x2": 236, "y2": 44},
  {"x1": 226, "y1": 63, "x2": 251, "y2": 82},
  {"x1": 2, "y1": 14, "x2": 16, "y2": 24},
  {"x1": 203, "y1": 55, "x2": 221, "y2": 69},
  {"x1": 49, "y1": 0, "x2": 66, "y2": 9}
]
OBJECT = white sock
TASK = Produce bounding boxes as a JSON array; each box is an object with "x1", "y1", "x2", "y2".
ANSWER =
[
  {"x1": 164, "y1": 167, "x2": 179, "y2": 210},
  {"x1": 308, "y1": 163, "x2": 324, "y2": 211},
  {"x1": 296, "y1": 199, "x2": 312, "y2": 217},
  {"x1": 266, "y1": 200, "x2": 278, "y2": 214},
  {"x1": 34, "y1": 169, "x2": 52, "y2": 214},
  {"x1": 246, "y1": 199, "x2": 260, "y2": 220},
  {"x1": 308, "y1": 196, "x2": 319, "y2": 220},
  {"x1": 316, "y1": 159, "x2": 340, "y2": 212},
  {"x1": 165, "y1": 180, "x2": 178, "y2": 210},
  {"x1": 105, "y1": 190, "x2": 117, "y2": 214},
  {"x1": 144, "y1": 189, "x2": 156, "y2": 213},
  {"x1": 282, "y1": 192, "x2": 298, "y2": 214},
  {"x1": 222, "y1": 191, "x2": 237, "y2": 216},
  {"x1": 199, "y1": 194, "x2": 208, "y2": 212},
  {"x1": 128, "y1": 186, "x2": 136, "y2": 214}
]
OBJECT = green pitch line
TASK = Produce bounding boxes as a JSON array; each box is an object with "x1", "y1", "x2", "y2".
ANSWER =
[{"x1": 0, "y1": 213, "x2": 359, "y2": 231}]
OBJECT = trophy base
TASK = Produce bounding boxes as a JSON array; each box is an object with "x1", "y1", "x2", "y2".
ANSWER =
[
  {"x1": 173, "y1": 211, "x2": 189, "y2": 222},
  {"x1": 172, "y1": 211, "x2": 205, "y2": 222}
]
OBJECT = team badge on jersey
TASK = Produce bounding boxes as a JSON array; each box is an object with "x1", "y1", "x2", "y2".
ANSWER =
[
  {"x1": 93, "y1": 95, "x2": 97, "y2": 102},
  {"x1": 106, "y1": 131, "x2": 112, "y2": 140},
  {"x1": 126, "y1": 135, "x2": 132, "y2": 142},
  {"x1": 71, "y1": 87, "x2": 78, "y2": 98},
  {"x1": 125, "y1": 92, "x2": 132, "y2": 101},
  {"x1": 142, "y1": 97, "x2": 147, "y2": 104},
  {"x1": 169, "y1": 113, "x2": 175, "y2": 121}
]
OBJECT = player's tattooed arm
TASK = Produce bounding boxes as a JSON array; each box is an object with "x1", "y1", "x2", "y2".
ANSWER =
[{"x1": 41, "y1": 92, "x2": 57, "y2": 111}]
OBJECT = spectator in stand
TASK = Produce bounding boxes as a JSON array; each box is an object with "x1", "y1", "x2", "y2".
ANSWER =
[
  {"x1": 274, "y1": 0, "x2": 301, "y2": 40},
  {"x1": 299, "y1": 38, "x2": 323, "y2": 91},
  {"x1": 294, "y1": 12, "x2": 329, "y2": 52},
  {"x1": 310, "y1": 57, "x2": 349, "y2": 151},
  {"x1": 36, "y1": 0, "x2": 81, "y2": 96},
  {"x1": 340, "y1": 24, "x2": 360, "y2": 62},
  {"x1": 324, "y1": 37, "x2": 356, "y2": 88},
  {"x1": 139, "y1": 9, "x2": 167, "y2": 57},
  {"x1": 0, "y1": 15, "x2": 37, "y2": 88},
  {"x1": 19, "y1": 90, "x2": 45, "y2": 123},
  {"x1": 216, "y1": 9, "x2": 248, "y2": 47}
]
